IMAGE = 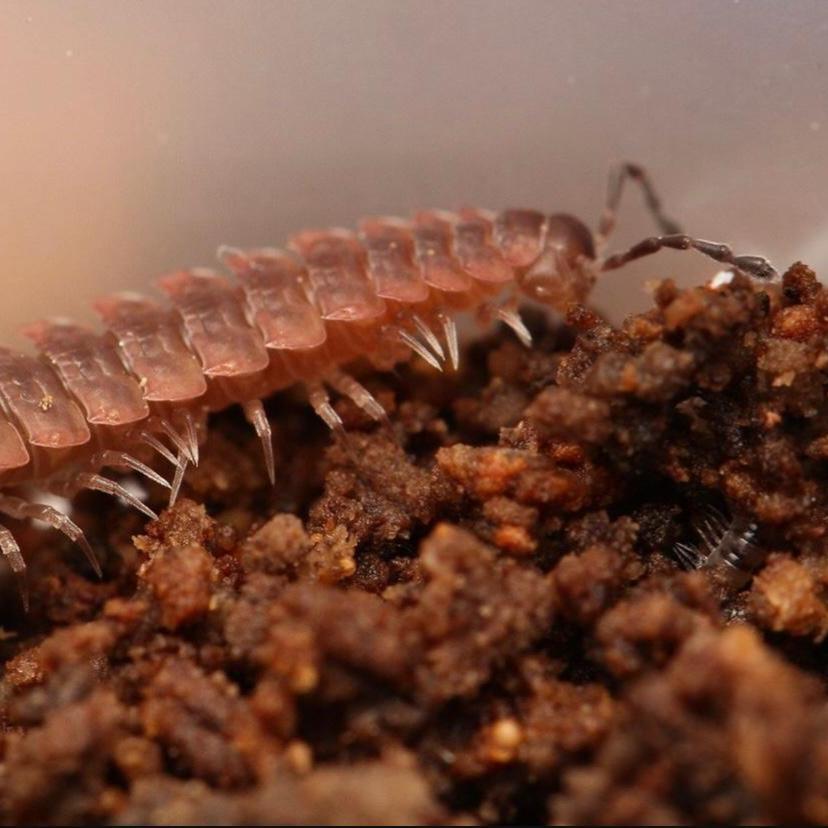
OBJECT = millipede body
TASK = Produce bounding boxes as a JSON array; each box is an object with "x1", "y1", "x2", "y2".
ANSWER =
[
  {"x1": 675, "y1": 508, "x2": 765, "y2": 589},
  {"x1": 0, "y1": 165, "x2": 777, "y2": 599}
]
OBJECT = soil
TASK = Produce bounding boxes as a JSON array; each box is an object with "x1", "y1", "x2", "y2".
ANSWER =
[{"x1": 4, "y1": 264, "x2": 828, "y2": 825}]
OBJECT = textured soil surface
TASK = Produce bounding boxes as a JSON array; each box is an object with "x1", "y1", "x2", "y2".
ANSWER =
[{"x1": 4, "y1": 265, "x2": 828, "y2": 824}]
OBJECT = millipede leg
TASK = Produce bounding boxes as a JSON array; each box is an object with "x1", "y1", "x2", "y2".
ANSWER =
[
  {"x1": 168, "y1": 449, "x2": 189, "y2": 507},
  {"x1": 162, "y1": 417, "x2": 198, "y2": 467},
  {"x1": 0, "y1": 494, "x2": 101, "y2": 578},
  {"x1": 411, "y1": 315, "x2": 445, "y2": 361},
  {"x1": 175, "y1": 409, "x2": 202, "y2": 468},
  {"x1": 674, "y1": 541, "x2": 702, "y2": 570},
  {"x1": 73, "y1": 473, "x2": 159, "y2": 521},
  {"x1": 138, "y1": 431, "x2": 179, "y2": 467},
  {"x1": 242, "y1": 399, "x2": 276, "y2": 486},
  {"x1": 596, "y1": 162, "x2": 683, "y2": 250},
  {"x1": 396, "y1": 328, "x2": 444, "y2": 371},
  {"x1": 326, "y1": 370, "x2": 389, "y2": 425},
  {"x1": 496, "y1": 306, "x2": 533, "y2": 348},
  {"x1": 93, "y1": 450, "x2": 172, "y2": 491},
  {"x1": 705, "y1": 507, "x2": 729, "y2": 535},
  {"x1": 437, "y1": 311, "x2": 460, "y2": 371},
  {"x1": 0, "y1": 523, "x2": 27, "y2": 611},
  {"x1": 147, "y1": 416, "x2": 198, "y2": 467},
  {"x1": 696, "y1": 520, "x2": 719, "y2": 553},
  {"x1": 601, "y1": 233, "x2": 778, "y2": 281},
  {"x1": 136, "y1": 431, "x2": 189, "y2": 506},
  {"x1": 307, "y1": 382, "x2": 345, "y2": 433}
]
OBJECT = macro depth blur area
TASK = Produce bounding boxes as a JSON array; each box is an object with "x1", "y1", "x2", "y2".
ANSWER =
[{"x1": 1, "y1": 0, "x2": 826, "y2": 343}]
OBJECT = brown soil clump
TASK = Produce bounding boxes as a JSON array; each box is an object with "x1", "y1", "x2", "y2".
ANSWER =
[{"x1": 4, "y1": 265, "x2": 828, "y2": 824}]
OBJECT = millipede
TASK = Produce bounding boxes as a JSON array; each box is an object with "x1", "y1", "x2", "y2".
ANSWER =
[
  {"x1": 0, "y1": 164, "x2": 777, "y2": 605},
  {"x1": 674, "y1": 507, "x2": 766, "y2": 589}
]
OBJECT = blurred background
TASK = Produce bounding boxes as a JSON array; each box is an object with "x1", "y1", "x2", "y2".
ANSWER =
[{"x1": 2, "y1": 0, "x2": 826, "y2": 345}]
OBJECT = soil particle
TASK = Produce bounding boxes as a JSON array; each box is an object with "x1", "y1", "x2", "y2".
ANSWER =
[
  {"x1": 410, "y1": 524, "x2": 555, "y2": 705},
  {"x1": 750, "y1": 553, "x2": 828, "y2": 641},
  {"x1": 116, "y1": 757, "x2": 443, "y2": 826},
  {"x1": 555, "y1": 626, "x2": 828, "y2": 825}
]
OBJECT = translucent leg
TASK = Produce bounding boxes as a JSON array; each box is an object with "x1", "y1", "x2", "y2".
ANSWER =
[
  {"x1": 242, "y1": 399, "x2": 276, "y2": 486},
  {"x1": 176, "y1": 409, "x2": 201, "y2": 468},
  {"x1": 674, "y1": 541, "x2": 703, "y2": 570},
  {"x1": 396, "y1": 329, "x2": 443, "y2": 371},
  {"x1": 93, "y1": 450, "x2": 171, "y2": 491},
  {"x1": 0, "y1": 494, "x2": 101, "y2": 577},
  {"x1": 136, "y1": 431, "x2": 188, "y2": 506},
  {"x1": 306, "y1": 382, "x2": 345, "y2": 433},
  {"x1": 168, "y1": 450, "x2": 188, "y2": 506},
  {"x1": 705, "y1": 507, "x2": 729, "y2": 535},
  {"x1": 327, "y1": 370, "x2": 389, "y2": 425},
  {"x1": 146, "y1": 416, "x2": 198, "y2": 466},
  {"x1": 138, "y1": 431, "x2": 178, "y2": 466},
  {"x1": 438, "y1": 311, "x2": 460, "y2": 371},
  {"x1": 73, "y1": 473, "x2": 158, "y2": 521},
  {"x1": 0, "y1": 523, "x2": 27, "y2": 611},
  {"x1": 412, "y1": 315, "x2": 445, "y2": 361},
  {"x1": 496, "y1": 307, "x2": 533, "y2": 348}
]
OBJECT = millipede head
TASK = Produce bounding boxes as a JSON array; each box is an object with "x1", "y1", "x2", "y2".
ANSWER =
[{"x1": 516, "y1": 214, "x2": 598, "y2": 311}]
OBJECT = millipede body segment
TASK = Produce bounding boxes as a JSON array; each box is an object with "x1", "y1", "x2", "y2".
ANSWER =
[
  {"x1": 675, "y1": 508, "x2": 765, "y2": 589},
  {"x1": 0, "y1": 165, "x2": 778, "y2": 600}
]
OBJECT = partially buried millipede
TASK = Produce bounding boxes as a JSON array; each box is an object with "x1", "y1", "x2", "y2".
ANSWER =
[{"x1": 0, "y1": 164, "x2": 778, "y2": 604}]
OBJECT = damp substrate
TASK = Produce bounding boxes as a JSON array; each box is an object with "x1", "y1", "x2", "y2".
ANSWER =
[{"x1": 3, "y1": 266, "x2": 828, "y2": 824}]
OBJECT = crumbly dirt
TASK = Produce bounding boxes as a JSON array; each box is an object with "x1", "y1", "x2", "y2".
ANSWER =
[{"x1": 4, "y1": 265, "x2": 828, "y2": 824}]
